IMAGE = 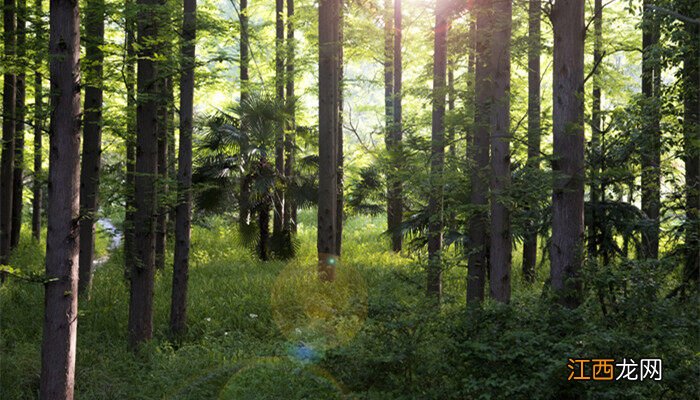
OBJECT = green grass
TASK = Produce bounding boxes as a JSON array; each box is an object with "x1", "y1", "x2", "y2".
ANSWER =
[{"x1": 1, "y1": 210, "x2": 698, "y2": 399}]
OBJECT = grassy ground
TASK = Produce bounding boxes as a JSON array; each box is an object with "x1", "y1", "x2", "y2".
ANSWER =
[{"x1": 1, "y1": 210, "x2": 698, "y2": 399}]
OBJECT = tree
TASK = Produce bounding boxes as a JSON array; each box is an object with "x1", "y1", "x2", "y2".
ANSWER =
[
  {"x1": 155, "y1": 75, "x2": 169, "y2": 271},
  {"x1": 549, "y1": 0, "x2": 585, "y2": 308},
  {"x1": 10, "y1": 0, "x2": 26, "y2": 250},
  {"x1": 318, "y1": 0, "x2": 341, "y2": 280},
  {"x1": 273, "y1": 0, "x2": 285, "y2": 239},
  {"x1": 488, "y1": 0, "x2": 512, "y2": 303},
  {"x1": 427, "y1": 0, "x2": 447, "y2": 300},
  {"x1": 31, "y1": 0, "x2": 43, "y2": 241},
  {"x1": 640, "y1": 0, "x2": 661, "y2": 260},
  {"x1": 39, "y1": 0, "x2": 81, "y2": 394},
  {"x1": 78, "y1": 0, "x2": 105, "y2": 296},
  {"x1": 522, "y1": 0, "x2": 540, "y2": 282},
  {"x1": 128, "y1": 0, "x2": 160, "y2": 349},
  {"x1": 170, "y1": 0, "x2": 195, "y2": 336},
  {"x1": 386, "y1": 0, "x2": 403, "y2": 252},
  {"x1": 284, "y1": 0, "x2": 296, "y2": 233},
  {"x1": 587, "y1": 0, "x2": 603, "y2": 261},
  {"x1": 123, "y1": 0, "x2": 137, "y2": 279},
  {"x1": 1, "y1": 0, "x2": 17, "y2": 268}
]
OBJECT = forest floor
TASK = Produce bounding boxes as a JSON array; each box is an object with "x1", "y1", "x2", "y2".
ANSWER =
[{"x1": 1, "y1": 210, "x2": 698, "y2": 399}]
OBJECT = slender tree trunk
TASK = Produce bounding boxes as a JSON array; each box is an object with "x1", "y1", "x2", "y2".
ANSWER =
[
  {"x1": 383, "y1": 0, "x2": 397, "y2": 248},
  {"x1": 170, "y1": 0, "x2": 195, "y2": 335},
  {"x1": 522, "y1": 0, "x2": 540, "y2": 282},
  {"x1": 284, "y1": 0, "x2": 296, "y2": 233},
  {"x1": 317, "y1": 0, "x2": 341, "y2": 280},
  {"x1": 1, "y1": 0, "x2": 17, "y2": 268},
  {"x1": 124, "y1": 0, "x2": 137, "y2": 279},
  {"x1": 336, "y1": 5, "x2": 344, "y2": 256},
  {"x1": 10, "y1": 0, "x2": 26, "y2": 250},
  {"x1": 488, "y1": 0, "x2": 512, "y2": 303},
  {"x1": 273, "y1": 0, "x2": 285, "y2": 239},
  {"x1": 467, "y1": 0, "x2": 491, "y2": 304},
  {"x1": 240, "y1": 0, "x2": 249, "y2": 103},
  {"x1": 640, "y1": 0, "x2": 661, "y2": 260},
  {"x1": 587, "y1": 0, "x2": 602, "y2": 261},
  {"x1": 682, "y1": 16, "x2": 699, "y2": 284},
  {"x1": 550, "y1": 0, "x2": 585, "y2": 308},
  {"x1": 427, "y1": 0, "x2": 447, "y2": 300},
  {"x1": 31, "y1": 0, "x2": 43, "y2": 241},
  {"x1": 78, "y1": 0, "x2": 105, "y2": 296},
  {"x1": 388, "y1": 0, "x2": 403, "y2": 252},
  {"x1": 39, "y1": 0, "x2": 81, "y2": 394},
  {"x1": 128, "y1": 0, "x2": 160, "y2": 350},
  {"x1": 155, "y1": 76, "x2": 169, "y2": 271}
]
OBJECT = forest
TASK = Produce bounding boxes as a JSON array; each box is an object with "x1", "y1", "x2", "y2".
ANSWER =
[{"x1": 0, "y1": 0, "x2": 698, "y2": 397}]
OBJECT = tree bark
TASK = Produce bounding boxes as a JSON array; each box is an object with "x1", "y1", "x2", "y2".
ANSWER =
[
  {"x1": 78, "y1": 0, "x2": 105, "y2": 296},
  {"x1": 274, "y1": 0, "x2": 285, "y2": 238},
  {"x1": 124, "y1": 0, "x2": 137, "y2": 280},
  {"x1": 467, "y1": 0, "x2": 491, "y2": 304},
  {"x1": 240, "y1": 0, "x2": 249, "y2": 103},
  {"x1": 1, "y1": 0, "x2": 16, "y2": 268},
  {"x1": 427, "y1": 0, "x2": 447, "y2": 300},
  {"x1": 522, "y1": 0, "x2": 540, "y2": 282},
  {"x1": 155, "y1": 76, "x2": 169, "y2": 271},
  {"x1": 488, "y1": 0, "x2": 512, "y2": 303},
  {"x1": 336, "y1": 4, "x2": 344, "y2": 256},
  {"x1": 128, "y1": 0, "x2": 160, "y2": 350},
  {"x1": 31, "y1": 0, "x2": 43, "y2": 241},
  {"x1": 384, "y1": 0, "x2": 398, "y2": 250},
  {"x1": 388, "y1": 0, "x2": 403, "y2": 252},
  {"x1": 550, "y1": 0, "x2": 585, "y2": 308},
  {"x1": 640, "y1": 0, "x2": 661, "y2": 260},
  {"x1": 284, "y1": 0, "x2": 296, "y2": 233},
  {"x1": 10, "y1": 0, "x2": 26, "y2": 250},
  {"x1": 587, "y1": 0, "x2": 602, "y2": 261},
  {"x1": 317, "y1": 0, "x2": 341, "y2": 280},
  {"x1": 170, "y1": 0, "x2": 195, "y2": 336},
  {"x1": 39, "y1": 0, "x2": 81, "y2": 395}
]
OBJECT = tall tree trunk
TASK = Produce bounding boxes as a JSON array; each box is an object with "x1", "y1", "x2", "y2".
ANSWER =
[
  {"x1": 383, "y1": 0, "x2": 396, "y2": 248},
  {"x1": 682, "y1": 15, "x2": 699, "y2": 285},
  {"x1": 78, "y1": 0, "x2": 105, "y2": 296},
  {"x1": 317, "y1": 0, "x2": 341, "y2": 280},
  {"x1": 488, "y1": 0, "x2": 512, "y2": 303},
  {"x1": 10, "y1": 0, "x2": 26, "y2": 250},
  {"x1": 640, "y1": 0, "x2": 661, "y2": 260},
  {"x1": 273, "y1": 0, "x2": 285, "y2": 239},
  {"x1": 39, "y1": 0, "x2": 81, "y2": 394},
  {"x1": 170, "y1": 0, "x2": 195, "y2": 336},
  {"x1": 31, "y1": 0, "x2": 43, "y2": 241},
  {"x1": 336, "y1": 5, "x2": 344, "y2": 256},
  {"x1": 284, "y1": 0, "x2": 296, "y2": 233},
  {"x1": 550, "y1": 0, "x2": 585, "y2": 308},
  {"x1": 128, "y1": 0, "x2": 160, "y2": 350},
  {"x1": 1, "y1": 0, "x2": 17, "y2": 268},
  {"x1": 587, "y1": 0, "x2": 602, "y2": 261},
  {"x1": 522, "y1": 0, "x2": 540, "y2": 283},
  {"x1": 124, "y1": 0, "x2": 136, "y2": 279},
  {"x1": 240, "y1": 0, "x2": 249, "y2": 103},
  {"x1": 467, "y1": 0, "x2": 491, "y2": 304},
  {"x1": 427, "y1": 0, "x2": 447, "y2": 300},
  {"x1": 155, "y1": 76, "x2": 169, "y2": 271},
  {"x1": 388, "y1": 0, "x2": 403, "y2": 252}
]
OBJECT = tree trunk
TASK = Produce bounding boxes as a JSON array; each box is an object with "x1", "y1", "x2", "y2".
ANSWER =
[
  {"x1": 240, "y1": 0, "x2": 249, "y2": 103},
  {"x1": 383, "y1": 0, "x2": 397, "y2": 249},
  {"x1": 550, "y1": 0, "x2": 585, "y2": 308},
  {"x1": 124, "y1": 0, "x2": 136, "y2": 280},
  {"x1": 274, "y1": 0, "x2": 285, "y2": 239},
  {"x1": 155, "y1": 76, "x2": 169, "y2": 271},
  {"x1": 427, "y1": 0, "x2": 447, "y2": 300},
  {"x1": 522, "y1": 0, "x2": 540, "y2": 283},
  {"x1": 317, "y1": 0, "x2": 341, "y2": 280},
  {"x1": 587, "y1": 0, "x2": 602, "y2": 261},
  {"x1": 388, "y1": 0, "x2": 403, "y2": 252},
  {"x1": 467, "y1": 1, "x2": 491, "y2": 304},
  {"x1": 640, "y1": 0, "x2": 661, "y2": 260},
  {"x1": 488, "y1": 0, "x2": 512, "y2": 303},
  {"x1": 31, "y1": 0, "x2": 43, "y2": 241},
  {"x1": 284, "y1": 0, "x2": 296, "y2": 233},
  {"x1": 39, "y1": 0, "x2": 81, "y2": 395},
  {"x1": 336, "y1": 5, "x2": 344, "y2": 256},
  {"x1": 1, "y1": 0, "x2": 16, "y2": 268},
  {"x1": 78, "y1": 0, "x2": 105, "y2": 297},
  {"x1": 10, "y1": 0, "x2": 26, "y2": 250},
  {"x1": 170, "y1": 0, "x2": 195, "y2": 336},
  {"x1": 128, "y1": 0, "x2": 160, "y2": 350}
]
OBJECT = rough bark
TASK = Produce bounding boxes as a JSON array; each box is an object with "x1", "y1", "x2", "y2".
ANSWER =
[
  {"x1": 1, "y1": 0, "x2": 16, "y2": 267},
  {"x1": 550, "y1": 0, "x2": 585, "y2": 308},
  {"x1": 78, "y1": 0, "x2": 105, "y2": 296},
  {"x1": 128, "y1": 0, "x2": 159, "y2": 350},
  {"x1": 388, "y1": 0, "x2": 403, "y2": 252},
  {"x1": 31, "y1": 0, "x2": 43, "y2": 241},
  {"x1": 488, "y1": 0, "x2": 512, "y2": 303},
  {"x1": 39, "y1": 0, "x2": 81, "y2": 395},
  {"x1": 317, "y1": 0, "x2": 341, "y2": 279},
  {"x1": 170, "y1": 0, "x2": 195, "y2": 336},
  {"x1": 640, "y1": 0, "x2": 661, "y2": 260},
  {"x1": 427, "y1": 0, "x2": 447, "y2": 300},
  {"x1": 11, "y1": 0, "x2": 26, "y2": 250},
  {"x1": 522, "y1": 0, "x2": 540, "y2": 282}
]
